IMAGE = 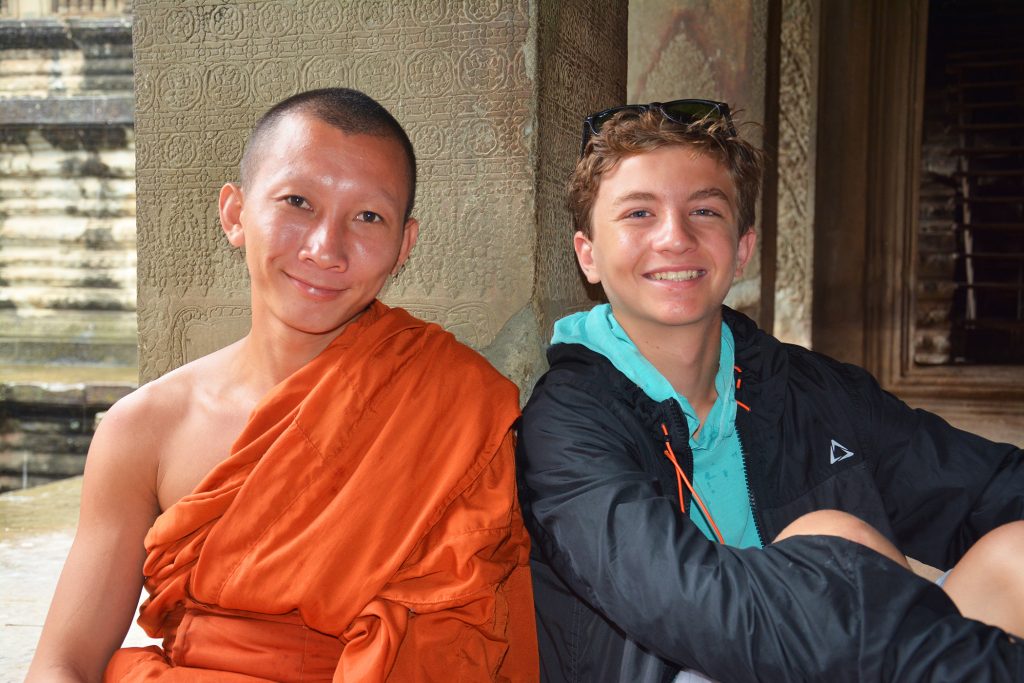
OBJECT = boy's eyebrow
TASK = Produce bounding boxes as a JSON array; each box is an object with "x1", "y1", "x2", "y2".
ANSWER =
[
  {"x1": 689, "y1": 187, "x2": 731, "y2": 202},
  {"x1": 611, "y1": 188, "x2": 733, "y2": 206},
  {"x1": 611, "y1": 191, "x2": 658, "y2": 205}
]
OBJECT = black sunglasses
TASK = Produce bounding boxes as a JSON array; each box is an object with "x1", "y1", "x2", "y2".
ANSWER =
[{"x1": 579, "y1": 99, "x2": 735, "y2": 157}]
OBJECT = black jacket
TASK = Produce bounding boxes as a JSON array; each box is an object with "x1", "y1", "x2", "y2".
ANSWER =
[{"x1": 517, "y1": 307, "x2": 1023, "y2": 682}]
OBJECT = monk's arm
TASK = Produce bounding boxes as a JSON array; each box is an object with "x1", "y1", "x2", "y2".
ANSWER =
[
  {"x1": 26, "y1": 396, "x2": 160, "y2": 683},
  {"x1": 379, "y1": 433, "x2": 538, "y2": 682}
]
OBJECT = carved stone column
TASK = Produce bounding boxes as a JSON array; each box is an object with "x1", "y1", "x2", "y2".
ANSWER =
[
  {"x1": 627, "y1": 0, "x2": 771, "y2": 323},
  {"x1": 133, "y1": 0, "x2": 627, "y2": 393}
]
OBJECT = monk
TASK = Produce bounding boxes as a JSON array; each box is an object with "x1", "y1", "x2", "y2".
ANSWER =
[{"x1": 26, "y1": 88, "x2": 538, "y2": 682}]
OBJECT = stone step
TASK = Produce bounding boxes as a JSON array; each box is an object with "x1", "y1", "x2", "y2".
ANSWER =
[
  {"x1": 0, "y1": 127, "x2": 134, "y2": 154},
  {"x1": 0, "y1": 215, "x2": 135, "y2": 247},
  {"x1": 2, "y1": 417, "x2": 89, "y2": 434},
  {"x1": 0, "y1": 284, "x2": 134, "y2": 311},
  {"x1": 0, "y1": 52, "x2": 133, "y2": 77},
  {"x1": 0, "y1": 146, "x2": 134, "y2": 178},
  {"x1": 0, "y1": 452, "x2": 86, "y2": 478},
  {"x1": 0, "y1": 472, "x2": 64, "y2": 492},
  {"x1": 0, "y1": 246, "x2": 135, "y2": 269},
  {"x1": 0, "y1": 432, "x2": 93, "y2": 455},
  {"x1": 0, "y1": 264, "x2": 135, "y2": 289},
  {"x1": 0, "y1": 176, "x2": 135, "y2": 201},
  {"x1": 0, "y1": 364, "x2": 137, "y2": 384},
  {"x1": 0, "y1": 196, "x2": 135, "y2": 218},
  {"x1": 0, "y1": 381, "x2": 134, "y2": 408},
  {"x1": 0, "y1": 75, "x2": 134, "y2": 96},
  {"x1": 0, "y1": 338, "x2": 138, "y2": 365}
]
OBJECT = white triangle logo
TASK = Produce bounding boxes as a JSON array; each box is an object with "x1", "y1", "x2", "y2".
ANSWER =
[{"x1": 830, "y1": 439, "x2": 854, "y2": 464}]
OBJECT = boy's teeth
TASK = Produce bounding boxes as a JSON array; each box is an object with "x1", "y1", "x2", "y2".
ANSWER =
[{"x1": 651, "y1": 270, "x2": 701, "y2": 281}]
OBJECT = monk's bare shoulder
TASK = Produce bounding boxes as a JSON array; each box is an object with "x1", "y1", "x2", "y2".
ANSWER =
[{"x1": 93, "y1": 343, "x2": 246, "y2": 509}]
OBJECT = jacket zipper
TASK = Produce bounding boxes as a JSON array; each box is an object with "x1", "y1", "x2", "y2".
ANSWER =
[{"x1": 736, "y1": 411, "x2": 767, "y2": 548}]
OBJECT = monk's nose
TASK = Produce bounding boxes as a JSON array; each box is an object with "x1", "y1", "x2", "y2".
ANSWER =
[{"x1": 301, "y1": 223, "x2": 348, "y2": 270}]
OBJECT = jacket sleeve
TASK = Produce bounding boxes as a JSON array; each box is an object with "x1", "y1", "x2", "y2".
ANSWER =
[
  {"x1": 852, "y1": 367, "x2": 1024, "y2": 569},
  {"x1": 518, "y1": 375, "x2": 1023, "y2": 683}
]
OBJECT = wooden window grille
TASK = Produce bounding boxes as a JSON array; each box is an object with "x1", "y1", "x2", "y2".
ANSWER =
[{"x1": 916, "y1": 1, "x2": 1024, "y2": 365}]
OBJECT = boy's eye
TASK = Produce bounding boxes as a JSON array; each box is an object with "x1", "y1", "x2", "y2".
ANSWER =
[
  {"x1": 626, "y1": 209, "x2": 652, "y2": 219},
  {"x1": 692, "y1": 207, "x2": 721, "y2": 217},
  {"x1": 358, "y1": 211, "x2": 383, "y2": 223},
  {"x1": 284, "y1": 195, "x2": 311, "y2": 210}
]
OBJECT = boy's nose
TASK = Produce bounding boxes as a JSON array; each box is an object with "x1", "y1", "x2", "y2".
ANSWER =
[{"x1": 654, "y1": 214, "x2": 697, "y2": 252}]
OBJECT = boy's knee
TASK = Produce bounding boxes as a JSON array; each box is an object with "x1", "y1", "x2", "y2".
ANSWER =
[
  {"x1": 965, "y1": 520, "x2": 1024, "y2": 569},
  {"x1": 776, "y1": 509, "x2": 872, "y2": 543},
  {"x1": 775, "y1": 509, "x2": 909, "y2": 568}
]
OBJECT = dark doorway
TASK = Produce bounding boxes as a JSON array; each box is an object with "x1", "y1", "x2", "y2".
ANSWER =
[{"x1": 916, "y1": 0, "x2": 1024, "y2": 365}]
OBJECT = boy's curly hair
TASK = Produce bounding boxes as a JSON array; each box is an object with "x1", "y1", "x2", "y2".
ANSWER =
[{"x1": 568, "y1": 108, "x2": 764, "y2": 238}]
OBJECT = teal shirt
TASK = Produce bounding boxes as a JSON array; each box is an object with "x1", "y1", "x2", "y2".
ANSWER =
[{"x1": 552, "y1": 305, "x2": 762, "y2": 549}]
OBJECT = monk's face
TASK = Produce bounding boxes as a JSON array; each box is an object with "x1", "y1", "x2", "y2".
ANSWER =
[{"x1": 219, "y1": 112, "x2": 418, "y2": 338}]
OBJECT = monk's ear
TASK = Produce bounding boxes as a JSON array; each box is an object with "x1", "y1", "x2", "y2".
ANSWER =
[
  {"x1": 392, "y1": 217, "x2": 419, "y2": 275},
  {"x1": 219, "y1": 183, "x2": 245, "y2": 248},
  {"x1": 573, "y1": 231, "x2": 601, "y2": 284}
]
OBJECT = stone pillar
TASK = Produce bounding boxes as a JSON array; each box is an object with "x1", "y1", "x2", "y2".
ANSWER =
[
  {"x1": 628, "y1": 0, "x2": 771, "y2": 323},
  {"x1": 773, "y1": 0, "x2": 818, "y2": 347},
  {"x1": 133, "y1": 0, "x2": 627, "y2": 392}
]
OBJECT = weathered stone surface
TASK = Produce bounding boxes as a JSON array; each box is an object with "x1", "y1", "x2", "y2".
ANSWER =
[
  {"x1": 773, "y1": 0, "x2": 818, "y2": 347},
  {"x1": 0, "y1": 94, "x2": 133, "y2": 125},
  {"x1": 0, "y1": 381, "x2": 134, "y2": 493},
  {"x1": 0, "y1": 15, "x2": 136, "y2": 374},
  {"x1": 0, "y1": 451, "x2": 86, "y2": 477},
  {"x1": 479, "y1": 303, "x2": 548, "y2": 404},
  {"x1": 627, "y1": 0, "x2": 769, "y2": 324},
  {"x1": 0, "y1": 380, "x2": 132, "y2": 407},
  {"x1": 1, "y1": 382, "x2": 85, "y2": 406},
  {"x1": 135, "y1": 0, "x2": 623, "y2": 392}
]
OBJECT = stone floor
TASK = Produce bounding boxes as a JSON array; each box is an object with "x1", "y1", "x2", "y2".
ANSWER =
[{"x1": 0, "y1": 477, "x2": 153, "y2": 682}]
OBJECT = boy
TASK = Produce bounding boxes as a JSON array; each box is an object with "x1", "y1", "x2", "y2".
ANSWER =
[{"x1": 517, "y1": 99, "x2": 1023, "y2": 682}]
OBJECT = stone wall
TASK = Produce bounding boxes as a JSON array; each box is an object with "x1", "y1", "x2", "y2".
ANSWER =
[
  {"x1": 0, "y1": 382, "x2": 132, "y2": 492},
  {"x1": 133, "y1": 0, "x2": 624, "y2": 393},
  {"x1": 0, "y1": 14, "x2": 137, "y2": 491},
  {"x1": 627, "y1": 0, "x2": 769, "y2": 322},
  {"x1": 626, "y1": 0, "x2": 820, "y2": 344},
  {"x1": 0, "y1": 17, "x2": 137, "y2": 375},
  {"x1": 774, "y1": 0, "x2": 818, "y2": 346}
]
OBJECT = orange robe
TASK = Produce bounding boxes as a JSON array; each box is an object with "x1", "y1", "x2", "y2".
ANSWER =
[{"x1": 105, "y1": 302, "x2": 538, "y2": 682}]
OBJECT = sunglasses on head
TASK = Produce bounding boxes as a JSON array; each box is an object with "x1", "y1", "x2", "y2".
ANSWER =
[{"x1": 579, "y1": 98, "x2": 735, "y2": 157}]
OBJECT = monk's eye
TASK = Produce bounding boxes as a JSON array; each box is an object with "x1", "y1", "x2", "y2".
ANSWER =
[
  {"x1": 357, "y1": 211, "x2": 383, "y2": 223},
  {"x1": 284, "y1": 195, "x2": 311, "y2": 210}
]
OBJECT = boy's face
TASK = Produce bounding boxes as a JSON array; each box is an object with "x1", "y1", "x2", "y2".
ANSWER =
[
  {"x1": 219, "y1": 112, "x2": 418, "y2": 338},
  {"x1": 574, "y1": 144, "x2": 755, "y2": 339}
]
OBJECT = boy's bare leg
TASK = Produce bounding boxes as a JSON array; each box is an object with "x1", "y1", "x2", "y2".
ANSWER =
[
  {"x1": 773, "y1": 509, "x2": 912, "y2": 570},
  {"x1": 941, "y1": 521, "x2": 1024, "y2": 638}
]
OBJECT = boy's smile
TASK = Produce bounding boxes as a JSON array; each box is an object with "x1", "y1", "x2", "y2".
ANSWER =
[{"x1": 574, "y1": 144, "x2": 755, "y2": 342}]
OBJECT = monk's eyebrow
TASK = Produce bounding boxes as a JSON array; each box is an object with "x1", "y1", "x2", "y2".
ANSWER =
[
  {"x1": 611, "y1": 191, "x2": 658, "y2": 206},
  {"x1": 689, "y1": 187, "x2": 731, "y2": 202}
]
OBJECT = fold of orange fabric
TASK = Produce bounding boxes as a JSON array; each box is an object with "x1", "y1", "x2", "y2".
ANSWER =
[{"x1": 105, "y1": 302, "x2": 538, "y2": 682}]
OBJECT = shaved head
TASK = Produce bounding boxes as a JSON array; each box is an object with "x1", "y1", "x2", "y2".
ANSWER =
[{"x1": 240, "y1": 88, "x2": 417, "y2": 219}]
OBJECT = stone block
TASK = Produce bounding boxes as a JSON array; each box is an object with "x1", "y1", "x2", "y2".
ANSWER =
[
  {"x1": 0, "y1": 95, "x2": 134, "y2": 126},
  {"x1": 0, "y1": 431, "x2": 91, "y2": 454},
  {"x1": 0, "y1": 451, "x2": 85, "y2": 477},
  {"x1": 83, "y1": 383, "x2": 133, "y2": 406},
  {"x1": 0, "y1": 382, "x2": 85, "y2": 406}
]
